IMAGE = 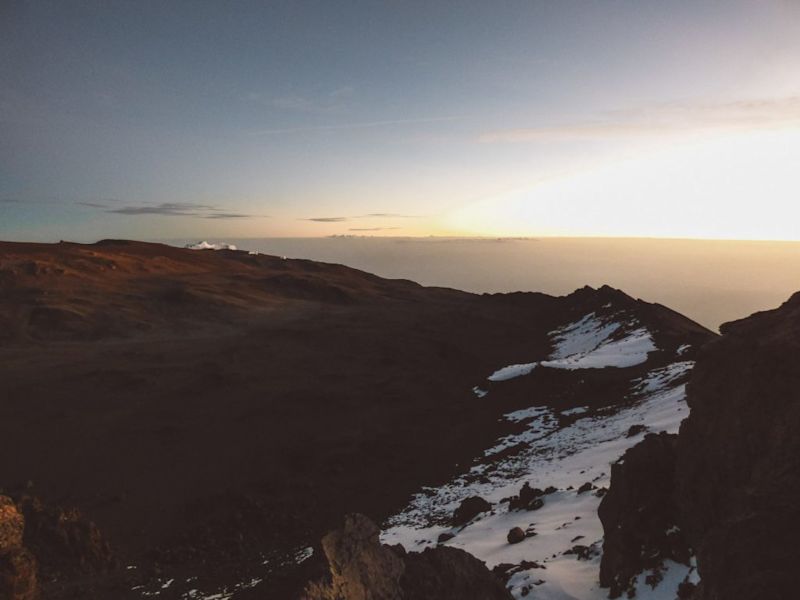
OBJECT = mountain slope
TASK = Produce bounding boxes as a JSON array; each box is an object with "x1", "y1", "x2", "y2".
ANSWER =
[{"x1": 0, "y1": 240, "x2": 715, "y2": 599}]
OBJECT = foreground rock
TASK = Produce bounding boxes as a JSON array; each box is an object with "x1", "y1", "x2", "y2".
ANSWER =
[
  {"x1": 0, "y1": 492, "x2": 116, "y2": 600},
  {"x1": 0, "y1": 495, "x2": 38, "y2": 600},
  {"x1": 15, "y1": 494, "x2": 116, "y2": 583},
  {"x1": 300, "y1": 513, "x2": 512, "y2": 600},
  {"x1": 598, "y1": 433, "x2": 689, "y2": 598},
  {"x1": 675, "y1": 293, "x2": 800, "y2": 600},
  {"x1": 599, "y1": 291, "x2": 800, "y2": 600}
]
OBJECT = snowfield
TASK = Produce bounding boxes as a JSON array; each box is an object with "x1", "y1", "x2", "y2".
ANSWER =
[{"x1": 382, "y1": 313, "x2": 699, "y2": 599}]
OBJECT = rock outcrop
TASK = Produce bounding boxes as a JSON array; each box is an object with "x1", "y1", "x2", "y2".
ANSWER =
[
  {"x1": 599, "y1": 291, "x2": 800, "y2": 600},
  {"x1": 0, "y1": 496, "x2": 38, "y2": 600},
  {"x1": 0, "y1": 492, "x2": 116, "y2": 600},
  {"x1": 300, "y1": 513, "x2": 512, "y2": 600},
  {"x1": 15, "y1": 494, "x2": 115, "y2": 581},
  {"x1": 674, "y1": 293, "x2": 800, "y2": 600},
  {"x1": 598, "y1": 433, "x2": 690, "y2": 598}
]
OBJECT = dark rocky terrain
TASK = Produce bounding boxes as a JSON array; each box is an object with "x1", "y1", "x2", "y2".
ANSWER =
[
  {"x1": 600, "y1": 291, "x2": 800, "y2": 599},
  {"x1": 0, "y1": 239, "x2": 749, "y2": 599}
]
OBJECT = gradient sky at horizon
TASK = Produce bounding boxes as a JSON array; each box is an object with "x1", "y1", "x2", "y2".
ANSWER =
[{"x1": 3, "y1": 1, "x2": 800, "y2": 241}]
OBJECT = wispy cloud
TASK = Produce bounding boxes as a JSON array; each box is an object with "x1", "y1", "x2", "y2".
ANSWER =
[
  {"x1": 108, "y1": 202, "x2": 215, "y2": 216},
  {"x1": 76, "y1": 201, "x2": 113, "y2": 208},
  {"x1": 203, "y1": 212, "x2": 254, "y2": 219},
  {"x1": 362, "y1": 213, "x2": 419, "y2": 218},
  {"x1": 247, "y1": 85, "x2": 357, "y2": 116},
  {"x1": 301, "y1": 213, "x2": 420, "y2": 223},
  {"x1": 348, "y1": 227, "x2": 401, "y2": 231},
  {"x1": 80, "y1": 201, "x2": 261, "y2": 219},
  {"x1": 302, "y1": 216, "x2": 349, "y2": 223},
  {"x1": 480, "y1": 96, "x2": 800, "y2": 143},
  {"x1": 252, "y1": 115, "x2": 462, "y2": 136}
]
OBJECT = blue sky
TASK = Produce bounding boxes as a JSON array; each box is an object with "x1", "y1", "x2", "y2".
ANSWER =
[{"x1": 3, "y1": 1, "x2": 800, "y2": 241}]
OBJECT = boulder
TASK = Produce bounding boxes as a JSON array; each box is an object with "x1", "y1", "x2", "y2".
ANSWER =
[
  {"x1": 300, "y1": 514, "x2": 512, "y2": 600},
  {"x1": 301, "y1": 513, "x2": 404, "y2": 600},
  {"x1": 508, "y1": 483, "x2": 545, "y2": 511},
  {"x1": 452, "y1": 497, "x2": 492, "y2": 527},
  {"x1": 506, "y1": 527, "x2": 525, "y2": 545}
]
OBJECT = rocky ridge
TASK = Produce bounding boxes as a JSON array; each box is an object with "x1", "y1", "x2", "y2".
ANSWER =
[{"x1": 600, "y1": 291, "x2": 800, "y2": 600}]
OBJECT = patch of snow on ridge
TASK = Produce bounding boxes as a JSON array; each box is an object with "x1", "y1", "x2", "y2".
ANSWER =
[
  {"x1": 542, "y1": 326, "x2": 656, "y2": 370},
  {"x1": 382, "y1": 361, "x2": 695, "y2": 600},
  {"x1": 543, "y1": 312, "x2": 657, "y2": 369},
  {"x1": 485, "y1": 312, "x2": 657, "y2": 383},
  {"x1": 549, "y1": 313, "x2": 622, "y2": 360},
  {"x1": 185, "y1": 241, "x2": 238, "y2": 251},
  {"x1": 488, "y1": 363, "x2": 537, "y2": 381}
]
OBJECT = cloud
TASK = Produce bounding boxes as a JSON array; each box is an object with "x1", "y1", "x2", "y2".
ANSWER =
[
  {"x1": 348, "y1": 227, "x2": 401, "y2": 231},
  {"x1": 90, "y1": 201, "x2": 260, "y2": 219},
  {"x1": 271, "y1": 95, "x2": 319, "y2": 112},
  {"x1": 361, "y1": 213, "x2": 418, "y2": 218},
  {"x1": 252, "y1": 115, "x2": 462, "y2": 136},
  {"x1": 203, "y1": 212, "x2": 255, "y2": 219},
  {"x1": 76, "y1": 201, "x2": 112, "y2": 208},
  {"x1": 302, "y1": 213, "x2": 420, "y2": 223},
  {"x1": 251, "y1": 86, "x2": 356, "y2": 115},
  {"x1": 480, "y1": 96, "x2": 800, "y2": 143},
  {"x1": 0, "y1": 198, "x2": 20, "y2": 203},
  {"x1": 108, "y1": 202, "x2": 214, "y2": 216}
]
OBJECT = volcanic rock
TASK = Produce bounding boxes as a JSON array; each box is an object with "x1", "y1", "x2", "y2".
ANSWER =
[
  {"x1": 452, "y1": 496, "x2": 492, "y2": 527},
  {"x1": 507, "y1": 483, "x2": 545, "y2": 511},
  {"x1": 300, "y1": 513, "x2": 512, "y2": 600},
  {"x1": 675, "y1": 292, "x2": 800, "y2": 600},
  {"x1": 0, "y1": 496, "x2": 38, "y2": 600},
  {"x1": 506, "y1": 527, "x2": 525, "y2": 545},
  {"x1": 598, "y1": 432, "x2": 689, "y2": 598}
]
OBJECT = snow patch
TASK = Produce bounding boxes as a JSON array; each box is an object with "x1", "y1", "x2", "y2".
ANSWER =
[
  {"x1": 485, "y1": 313, "x2": 657, "y2": 383},
  {"x1": 488, "y1": 363, "x2": 537, "y2": 381},
  {"x1": 542, "y1": 320, "x2": 656, "y2": 370}
]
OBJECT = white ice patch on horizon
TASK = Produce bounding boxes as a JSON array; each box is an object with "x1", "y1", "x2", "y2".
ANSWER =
[
  {"x1": 382, "y1": 360, "x2": 695, "y2": 600},
  {"x1": 185, "y1": 241, "x2": 238, "y2": 251}
]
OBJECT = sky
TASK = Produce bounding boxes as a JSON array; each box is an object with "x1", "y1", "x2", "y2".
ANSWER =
[{"x1": 2, "y1": 0, "x2": 800, "y2": 241}]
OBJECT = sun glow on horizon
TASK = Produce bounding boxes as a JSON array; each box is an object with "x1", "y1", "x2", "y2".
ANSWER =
[{"x1": 444, "y1": 126, "x2": 800, "y2": 242}]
